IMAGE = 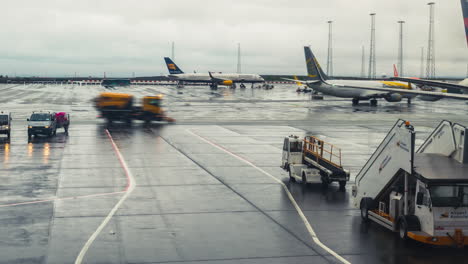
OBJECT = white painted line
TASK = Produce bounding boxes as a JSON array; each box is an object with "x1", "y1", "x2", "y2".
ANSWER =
[
  {"x1": 74, "y1": 129, "x2": 136, "y2": 264},
  {"x1": 188, "y1": 129, "x2": 351, "y2": 264}
]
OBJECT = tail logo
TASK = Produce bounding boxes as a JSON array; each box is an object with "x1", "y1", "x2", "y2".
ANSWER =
[{"x1": 168, "y1": 64, "x2": 176, "y2": 70}]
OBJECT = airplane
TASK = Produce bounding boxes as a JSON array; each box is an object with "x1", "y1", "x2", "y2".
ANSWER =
[
  {"x1": 388, "y1": 0, "x2": 468, "y2": 99},
  {"x1": 285, "y1": 46, "x2": 468, "y2": 106},
  {"x1": 392, "y1": 64, "x2": 448, "y2": 102},
  {"x1": 164, "y1": 57, "x2": 264, "y2": 88}
]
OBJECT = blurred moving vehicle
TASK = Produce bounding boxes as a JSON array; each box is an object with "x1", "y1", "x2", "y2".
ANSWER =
[
  {"x1": 0, "y1": 111, "x2": 12, "y2": 140},
  {"x1": 55, "y1": 112, "x2": 70, "y2": 133},
  {"x1": 27, "y1": 111, "x2": 57, "y2": 139},
  {"x1": 94, "y1": 92, "x2": 175, "y2": 123}
]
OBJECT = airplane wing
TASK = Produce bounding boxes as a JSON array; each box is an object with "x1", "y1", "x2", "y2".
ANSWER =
[
  {"x1": 281, "y1": 78, "x2": 321, "y2": 84},
  {"x1": 333, "y1": 84, "x2": 468, "y2": 100},
  {"x1": 390, "y1": 77, "x2": 468, "y2": 91}
]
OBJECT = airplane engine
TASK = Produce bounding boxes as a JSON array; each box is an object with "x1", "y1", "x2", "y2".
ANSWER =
[
  {"x1": 419, "y1": 95, "x2": 442, "y2": 102},
  {"x1": 383, "y1": 93, "x2": 403, "y2": 102},
  {"x1": 222, "y1": 80, "x2": 233, "y2": 86}
]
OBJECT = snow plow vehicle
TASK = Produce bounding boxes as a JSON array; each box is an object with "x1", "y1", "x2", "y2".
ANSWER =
[{"x1": 94, "y1": 92, "x2": 175, "y2": 124}]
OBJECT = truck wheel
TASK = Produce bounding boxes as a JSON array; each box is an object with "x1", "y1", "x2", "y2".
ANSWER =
[
  {"x1": 339, "y1": 181, "x2": 346, "y2": 190},
  {"x1": 288, "y1": 166, "x2": 296, "y2": 182},
  {"x1": 53, "y1": 129, "x2": 57, "y2": 136},
  {"x1": 399, "y1": 220, "x2": 408, "y2": 240},
  {"x1": 7, "y1": 132, "x2": 10, "y2": 139},
  {"x1": 28, "y1": 133, "x2": 32, "y2": 141},
  {"x1": 360, "y1": 198, "x2": 373, "y2": 222},
  {"x1": 302, "y1": 172, "x2": 307, "y2": 185},
  {"x1": 398, "y1": 215, "x2": 420, "y2": 241},
  {"x1": 321, "y1": 180, "x2": 329, "y2": 188}
]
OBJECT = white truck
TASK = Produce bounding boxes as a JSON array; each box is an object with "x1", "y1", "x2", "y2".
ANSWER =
[
  {"x1": 281, "y1": 135, "x2": 349, "y2": 189},
  {"x1": 353, "y1": 119, "x2": 468, "y2": 247}
]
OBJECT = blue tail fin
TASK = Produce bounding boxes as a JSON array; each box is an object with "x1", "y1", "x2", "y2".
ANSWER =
[
  {"x1": 164, "y1": 57, "x2": 184, "y2": 74},
  {"x1": 304, "y1": 46, "x2": 328, "y2": 81}
]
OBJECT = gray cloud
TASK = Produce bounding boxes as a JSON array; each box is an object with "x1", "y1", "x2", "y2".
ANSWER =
[{"x1": 0, "y1": 0, "x2": 466, "y2": 77}]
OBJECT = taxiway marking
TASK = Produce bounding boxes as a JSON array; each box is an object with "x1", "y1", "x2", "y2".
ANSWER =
[
  {"x1": 188, "y1": 129, "x2": 351, "y2": 264},
  {"x1": 74, "y1": 129, "x2": 136, "y2": 264}
]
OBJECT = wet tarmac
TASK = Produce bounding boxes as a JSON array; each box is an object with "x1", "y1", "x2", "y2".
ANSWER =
[{"x1": 1, "y1": 83, "x2": 468, "y2": 264}]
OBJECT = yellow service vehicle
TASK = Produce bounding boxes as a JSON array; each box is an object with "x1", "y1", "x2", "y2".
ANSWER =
[{"x1": 94, "y1": 92, "x2": 175, "y2": 123}]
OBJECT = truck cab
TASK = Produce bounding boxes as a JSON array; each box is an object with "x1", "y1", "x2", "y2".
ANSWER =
[
  {"x1": 27, "y1": 111, "x2": 57, "y2": 139},
  {"x1": 141, "y1": 95, "x2": 165, "y2": 122},
  {"x1": 409, "y1": 166, "x2": 468, "y2": 246},
  {"x1": 0, "y1": 111, "x2": 11, "y2": 140},
  {"x1": 281, "y1": 135, "x2": 303, "y2": 170}
]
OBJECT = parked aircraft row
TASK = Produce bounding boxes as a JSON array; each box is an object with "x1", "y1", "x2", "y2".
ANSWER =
[
  {"x1": 164, "y1": 57, "x2": 264, "y2": 89},
  {"x1": 287, "y1": 47, "x2": 468, "y2": 106},
  {"x1": 162, "y1": 0, "x2": 468, "y2": 103}
]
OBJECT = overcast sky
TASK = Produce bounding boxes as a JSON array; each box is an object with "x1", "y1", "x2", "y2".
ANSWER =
[{"x1": 0, "y1": 0, "x2": 467, "y2": 78}]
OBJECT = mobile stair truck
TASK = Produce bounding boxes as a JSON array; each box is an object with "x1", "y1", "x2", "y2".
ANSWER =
[
  {"x1": 281, "y1": 135, "x2": 350, "y2": 189},
  {"x1": 352, "y1": 119, "x2": 468, "y2": 246}
]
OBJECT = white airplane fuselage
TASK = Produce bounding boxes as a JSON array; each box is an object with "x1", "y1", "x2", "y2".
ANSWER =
[
  {"x1": 308, "y1": 79, "x2": 416, "y2": 100},
  {"x1": 168, "y1": 73, "x2": 264, "y2": 83}
]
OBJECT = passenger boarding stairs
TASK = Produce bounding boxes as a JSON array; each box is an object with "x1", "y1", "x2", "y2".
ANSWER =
[
  {"x1": 353, "y1": 120, "x2": 414, "y2": 204},
  {"x1": 353, "y1": 119, "x2": 468, "y2": 206}
]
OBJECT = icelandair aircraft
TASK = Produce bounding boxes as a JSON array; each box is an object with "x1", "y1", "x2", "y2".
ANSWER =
[
  {"x1": 288, "y1": 47, "x2": 468, "y2": 105},
  {"x1": 164, "y1": 57, "x2": 264, "y2": 88}
]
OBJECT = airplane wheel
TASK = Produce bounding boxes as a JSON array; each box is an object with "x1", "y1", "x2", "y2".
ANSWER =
[
  {"x1": 352, "y1": 98, "x2": 359, "y2": 105},
  {"x1": 370, "y1": 99, "x2": 378, "y2": 107}
]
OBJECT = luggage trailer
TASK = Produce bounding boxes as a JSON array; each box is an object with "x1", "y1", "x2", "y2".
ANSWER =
[
  {"x1": 281, "y1": 135, "x2": 350, "y2": 189},
  {"x1": 353, "y1": 120, "x2": 468, "y2": 247}
]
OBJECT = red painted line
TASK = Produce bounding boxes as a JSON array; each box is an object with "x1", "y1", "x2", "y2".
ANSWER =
[
  {"x1": 105, "y1": 129, "x2": 131, "y2": 191},
  {"x1": 0, "y1": 129, "x2": 130, "y2": 209}
]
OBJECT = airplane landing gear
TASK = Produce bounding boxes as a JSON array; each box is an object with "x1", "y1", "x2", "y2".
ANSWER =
[
  {"x1": 370, "y1": 99, "x2": 378, "y2": 107},
  {"x1": 352, "y1": 98, "x2": 359, "y2": 105},
  {"x1": 407, "y1": 98, "x2": 412, "y2": 105},
  {"x1": 210, "y1": 83, "x2": 218, "y2": 90}
]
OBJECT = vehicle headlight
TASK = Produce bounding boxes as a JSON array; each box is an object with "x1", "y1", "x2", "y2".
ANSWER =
[
  {"x1": 28, "y1": 126, "x2": 32, "y2": 129},
  {"x1": 45, "y1": 126, "x2": 49, "y2": 128},
  {"x1": 4, "y1": 126, "x2": 8, "y2": 129}
]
